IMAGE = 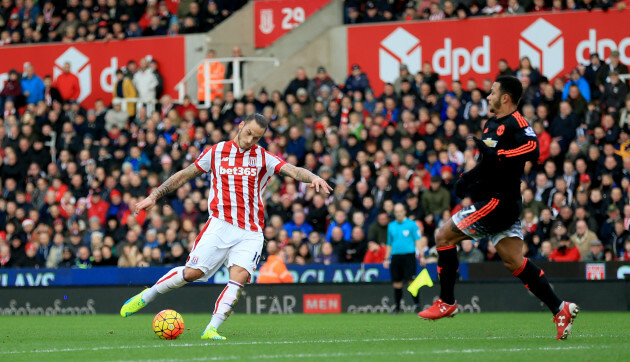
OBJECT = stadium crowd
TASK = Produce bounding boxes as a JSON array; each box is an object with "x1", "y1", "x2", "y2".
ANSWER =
[
  {"x1": 0, "y1": 0, "x2": 246, "y2": 46},
  {"x1": 1, "y1": 33, "x2": 630, "y2": 269},
  {"x1": 344, "y1": 0, "x2": 629, "y2": 23}
]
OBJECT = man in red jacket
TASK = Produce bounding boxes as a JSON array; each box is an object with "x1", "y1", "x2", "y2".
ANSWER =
[
  {"x1": 54, "y1": 62, "x2": 81, "y2": 102},
  {"x1": 87, "y1": 188, "x2": 110, "y2": 227},
  {"x1": 363, "y1": 240, "x2": 386, "y2": 263},
  {"x1": 549, "y1": 235, "x2": 581, "y2": 261}
]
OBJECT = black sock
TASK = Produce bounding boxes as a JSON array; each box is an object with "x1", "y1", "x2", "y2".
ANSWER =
[
  {"x1": 411, "y1": 290, "x2": 420, "y2": 306},
  {"x1": 514, "y1": 258, "x2": 563, "y2": 314},
  {"x1": 394, "y1": 288, "x2": 402, "y2": 310},
  {"x1": 437, "y1": 245, "x2": 459, "y2": 305}
]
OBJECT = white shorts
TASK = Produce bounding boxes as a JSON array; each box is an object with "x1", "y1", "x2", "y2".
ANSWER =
[{"x1": 185, "y1": 217, "x2": 264, "y2": 281}]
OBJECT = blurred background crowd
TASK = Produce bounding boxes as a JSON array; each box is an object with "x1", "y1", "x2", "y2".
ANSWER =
[{"x1": 3, "y1": 0, "x2": 627, "y2": 47}]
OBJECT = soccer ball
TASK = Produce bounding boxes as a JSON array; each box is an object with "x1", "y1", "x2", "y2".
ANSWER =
[{"x1": 153, "y1": 309, "x2": 185, "y2": 340}]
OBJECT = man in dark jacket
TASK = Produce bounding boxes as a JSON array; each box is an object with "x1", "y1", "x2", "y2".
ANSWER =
[
  {"x1": 284, "y1": 67, "x2": 310, "y2": 97},
  {"x1": 344, "y1": 64, "x2": 371, "y2": 96}
]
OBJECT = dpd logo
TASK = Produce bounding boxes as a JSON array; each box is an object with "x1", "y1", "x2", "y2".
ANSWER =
[
  {"x1": 519, "y1": 19, "x2": 564, "y2": 80},
  {"x1": 378, "y1": 27, "x2": 421, "y2": 84},
  {"x1": 53, "y1": 47, "x2": 92, "y2": 103}
]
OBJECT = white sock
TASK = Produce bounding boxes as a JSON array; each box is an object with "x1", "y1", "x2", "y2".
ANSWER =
[
  {"x1": 144, "y1": 266, "x2": 189, "y2": 303},
  {"x1": 207, "y1": 280, "x2": 244, "y2": 330}
]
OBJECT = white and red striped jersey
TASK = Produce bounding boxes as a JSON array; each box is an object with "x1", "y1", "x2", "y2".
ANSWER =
[{"x1": 194, "y1": 140, "x2": 286, "y2": 232}]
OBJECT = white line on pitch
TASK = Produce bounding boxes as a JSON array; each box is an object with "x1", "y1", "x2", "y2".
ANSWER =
[{"x1": 0, "y1": 335, "x2": 612, "y2": 355}]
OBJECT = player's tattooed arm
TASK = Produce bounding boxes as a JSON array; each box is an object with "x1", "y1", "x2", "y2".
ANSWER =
[
  {"x1": 279, "y1": 164, "x2": 333, "y2": 194},
  {"x1": 279, "y1": 163, "x2": 317, "y2": 183},
  {"x1": 149, "y1": 163, "x2": 203, "y2": 201}
]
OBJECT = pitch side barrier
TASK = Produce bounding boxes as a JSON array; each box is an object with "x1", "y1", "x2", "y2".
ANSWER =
[
  {"x1": 1, "y1": 261, "x2": 629, "y2": 287},
  {"x1": 1, "y1": 280, "x2": 629, "y2": 315}
]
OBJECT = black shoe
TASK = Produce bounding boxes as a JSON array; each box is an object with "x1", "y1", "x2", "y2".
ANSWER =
[
  {"x1": 413, "y1": 304, "x2": 421, "y2": 313},
  {"x1": 389, "y1": 308, "x2": 401, "y2": 315}
]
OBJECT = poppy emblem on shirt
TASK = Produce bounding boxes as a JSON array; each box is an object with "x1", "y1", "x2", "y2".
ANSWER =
[
  {"x1": 497, "y1": 125, "x2": 505, "y2": 136},
  {"x1": 402, "y1": 230, "x2": 409, "y2": 237}
]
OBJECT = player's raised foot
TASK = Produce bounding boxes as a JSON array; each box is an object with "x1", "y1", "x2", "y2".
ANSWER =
[
  {"x1": 120, "y1": 289, "x2": 148, "y2": 317},
  {"x1": 201, "y1": 326, "x2": 226, "y2": 340},
  {"x1": 553, "y1": 301, "x2": 579, "y2": 340},
  {"x1": 417, "y1": 298, "x2": 458, "y2": 320}
]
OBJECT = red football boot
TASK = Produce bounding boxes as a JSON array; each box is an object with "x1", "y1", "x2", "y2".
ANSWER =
[
  {"x1": 417, "y1": 298, "x2": 458, "y2": 320},
  {"x1": 553, "y1": 302, "x2": 579, "y2": 340}
]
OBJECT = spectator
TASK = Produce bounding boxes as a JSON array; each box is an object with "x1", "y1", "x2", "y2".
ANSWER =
[
  {"x1": 310, "y1": 66, "x2": 335, "y2": 99},
  {"x1": 0, "y1": 69, "x2": 22, "y2": 115},
  {"x1": 196, "y1": 49, "x2": 225, "y2": 103},
  {"x1": 113, "y1": 69, "x2": 138, "y2": 118},
  {"x1": 344, "y1": 64, "x2": 371, "y2": 96},
  {"x1": 549, "y1": 102, "x2": 579, "y2": 151},
  {"x1": 582, "y1": 240, "x2": 605, "y2": 261},
  {"x1": 571, "y1": 220, "x2": 599, "y2": 259},
  {"x1": 74, "y1": 245, "x2": 93, "y2": 268},
  {"x1": 549, "y1": 235, "x2": 581, "y2": 261},
  {"x1": 363, "y1": 240, "x2": 386, "y2": 263},
  {"x1": 283, "y1": 211, "x2": 313, "y2": 239},
  {"x1": 363, "y1": 1, "x2": 385, "y2": 23},
  {"x1": 54, "y1": 62, "x2": 80, "y2": 102},
  {"x1": 602, "y1": 71, "x2": 627, "y2": 114},
  {"x1": 314, "y1": 241, "x2": 338, "y2": 265},
  {"x1": 21, "y1": 63, "x2": 45, "y2": 105},
  {"x1": 339, "y1": 226, "x2": 367, "y2": 263},
  {"x1": 421, "y1": 176, "x2": 451, "y2": 219},
  {"x1": 133, "y1": 57, "x2": 159, "y2": 108},
  {"x1": 258, "y1": 241, "x2": 293, "y2": 284},
  {"x1": 505, "y1": 0, "x2": 526, "y2": 14},
  {"x1": 43, "y1": 75, "x2": 63, "y2": 106},
  {"x1": 459, "y1": 239, "x2": 485, "y2": 262},
  {"x1": 619, "y1": 239, "x2": 630, "y2": 261},
  {"x1": 105, "y1": 103, "x2": 128, "y2": 131},
  {"x1": 532, "y1": 240, "x2": 554, "y2": 261},
  {"x1": 284, "y1": 67, "x2": 310, "y2": 97},
  {"x1": 562, "y1": 68, "x2": 591, "y2": 102}
]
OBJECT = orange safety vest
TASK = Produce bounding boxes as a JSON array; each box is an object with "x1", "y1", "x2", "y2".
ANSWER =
[
  {"x1": 197, "y1": 60, "x2": 225, "y2": 102},
  {"x1": 257, "y1": 255, "x2": 294, "y2": 283}
]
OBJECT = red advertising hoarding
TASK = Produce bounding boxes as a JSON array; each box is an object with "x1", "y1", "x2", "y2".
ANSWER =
[
  {"x1": 254, "y1": 0, "x2": 332, "y2": 48},
  {"x1": 0, "y1": 36, "x2": 186, "y2": 107},
  {"x1": 347, "y1": 10, "x2": 630, "y2": 94}
]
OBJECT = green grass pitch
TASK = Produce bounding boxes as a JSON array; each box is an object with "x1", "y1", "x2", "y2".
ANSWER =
[{"x1": 2, "y1": 312, "x2": 629, "y2": 361}]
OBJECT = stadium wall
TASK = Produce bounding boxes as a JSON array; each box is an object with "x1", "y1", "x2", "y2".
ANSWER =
[
  {"x1": 2, "y1": 281, "x2": 628, "y2": 315},
  {"x1": 245, "y1": 0, "x2": 345, "y2": 93}
]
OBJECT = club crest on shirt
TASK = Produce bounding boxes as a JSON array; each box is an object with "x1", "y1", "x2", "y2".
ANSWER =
[
  {"x1": 248, "y1": 157, "x2": 258, "y2": 167},
  {"x1": 497, "y1": 124, "x2": 505, "y2": 136},
  {"x1": 190, "y1": 256, "x2": 198, "y2": 265},
  {"x1": 402, "y1": 230, "x2": 409, "y2": 237}
]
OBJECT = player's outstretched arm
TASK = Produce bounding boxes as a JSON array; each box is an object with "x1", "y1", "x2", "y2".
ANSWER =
[
  {"x1": 135, "y1": 163, "x2": 203, "y2": 213},
  {"x1": 279, "y1": 164, "x2": 333, "y2": 194}
]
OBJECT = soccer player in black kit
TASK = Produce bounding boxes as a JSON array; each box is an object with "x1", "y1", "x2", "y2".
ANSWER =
[{"x1": 417, "y1": 76, "x2": 579, "y2": 340}]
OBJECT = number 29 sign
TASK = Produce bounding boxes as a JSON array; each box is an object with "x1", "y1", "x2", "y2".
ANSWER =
[{"x1": 254, "y1": 0, "x2": 333, "y2": 48}]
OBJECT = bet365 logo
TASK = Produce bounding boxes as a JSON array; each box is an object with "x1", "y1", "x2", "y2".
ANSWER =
[{"x1": 219, "y1": 166, "x2": 258, "y2": 176}]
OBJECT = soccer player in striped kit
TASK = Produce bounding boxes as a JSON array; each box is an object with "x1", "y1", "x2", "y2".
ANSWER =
[
  {"x1": 120, "y1": 114, "x2": 332, "y2": 340},
  {"x1": 417, "y1": 76, "x2": 579, "y2": 340}
]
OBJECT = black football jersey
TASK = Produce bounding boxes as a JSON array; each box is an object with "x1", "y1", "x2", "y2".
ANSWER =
[{"x1": 471, "y1": 110, "x2": 540, "y2": 202}]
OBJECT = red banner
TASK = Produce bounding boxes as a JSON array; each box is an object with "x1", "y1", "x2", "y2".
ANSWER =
[
  {"x1": 347, "y1": 10, "x2": 630, "y2": 94},
  {"x1": 0, "y1": 36, "x2": 186, "y2": 107},
  {"x1": 303, "y1": 294, "x2": 341, "y2": 314},
  {"x1": 254, "y1": 0, "x2": 332, "y2": 48}
]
